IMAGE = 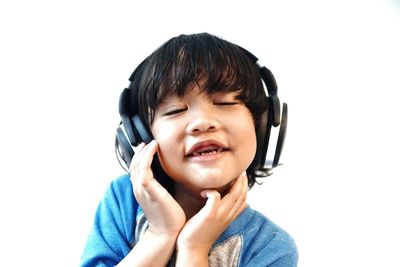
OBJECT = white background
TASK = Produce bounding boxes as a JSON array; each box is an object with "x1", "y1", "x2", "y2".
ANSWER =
[{"x1": 1, "y1": 0, "x2": 399, "y2": 266}]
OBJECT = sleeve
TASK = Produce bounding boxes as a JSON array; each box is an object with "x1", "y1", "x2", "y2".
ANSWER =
[{"x1": 80, "y1": 175, "x2": 138, "y2": 267}]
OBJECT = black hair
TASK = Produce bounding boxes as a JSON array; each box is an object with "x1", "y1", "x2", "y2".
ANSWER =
[{"x1": 129, "y1": 33, "x2": 269, "y2": 188}]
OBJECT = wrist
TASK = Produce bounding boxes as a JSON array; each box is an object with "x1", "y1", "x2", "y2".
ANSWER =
[
  {"x1": 175, "y1": 247, "x2": 209, "y2": 267},
  {"x1": 147, "y1": 227, "x2": 180, "y2": 242},
  {"x1": 116, "y1": 229, "x2": 179, "y2": 267},
  {"x1": 176, "y1": 234, "x2": 213, "y2": 263}
]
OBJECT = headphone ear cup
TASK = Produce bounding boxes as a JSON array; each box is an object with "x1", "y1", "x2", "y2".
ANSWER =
[
  {"x1": 121, "y1": 116, "x2": 138, "y2": 146},
  {"x1": 115, "y1": 114, "x2": 155, "y2": 170},
  {"x1": 249, "y1": 97, "x2": 272, "y2": 175},
  {"x1": 250, "y1": 98, "x2": 287, "y2": 176},
  {"x1": 116, "y1": 126, "x2": 135, "y2": 167},
  {"x1": 132, "y1": 115, "x2": 154, "y2": 144},
  {"x1": 272, "y1": 102, "x2": 287, "y2": 167}
]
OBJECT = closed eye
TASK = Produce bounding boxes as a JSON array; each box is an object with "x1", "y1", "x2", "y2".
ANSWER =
[
  {"x1": 163, "y1": 108, "x2": 187, "y2": 116},
  {"x1": 214, "y1": 102, "x2": 239, "y2": 106}
]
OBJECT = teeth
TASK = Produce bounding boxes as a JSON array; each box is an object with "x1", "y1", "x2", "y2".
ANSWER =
[{"x1": 192, "y1": 148, "x2": 223, "y2": 157}]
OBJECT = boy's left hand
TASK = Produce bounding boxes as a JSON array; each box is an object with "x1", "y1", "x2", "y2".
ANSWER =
[{"x1": 176, "y1": 172, "x2": 248, "y2": 257}]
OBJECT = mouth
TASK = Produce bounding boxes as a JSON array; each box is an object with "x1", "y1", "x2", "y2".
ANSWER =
[{"x1": 186, "y1": 141, "x2": 229, "y2": 158}]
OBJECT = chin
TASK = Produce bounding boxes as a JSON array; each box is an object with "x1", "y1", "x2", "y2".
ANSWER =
[
  {"x1": 215, "y1": 180, "x2": 236, "y2": 196},
  {"x1": 200, "y1": 175, "x2": 236, "y2": 195},
  {"x1": 176, "y1": 176, "x2": 234, "y2": 198}
]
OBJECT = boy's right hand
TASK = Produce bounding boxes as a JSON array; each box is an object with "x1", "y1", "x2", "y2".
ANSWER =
[{"x1": 129, "y1": 140, "x2": 186, "y2": 236}]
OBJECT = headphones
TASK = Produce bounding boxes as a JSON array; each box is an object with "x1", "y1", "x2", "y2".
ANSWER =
[{"x1": 115, "y1": 46, "x2": 287, "y2": 185}]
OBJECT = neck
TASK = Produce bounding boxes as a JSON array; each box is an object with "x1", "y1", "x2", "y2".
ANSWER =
[
  {"x1": 174, "y1": 184, "x2": 206, "y2": 220},
  {"x1": 173, "y1": 180, "x2": 237, "y2": 220}
]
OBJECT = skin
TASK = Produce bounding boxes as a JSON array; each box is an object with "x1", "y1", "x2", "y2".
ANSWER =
[
  {"x1": 152, "y1": 86, "x2": 257, "y2": 198},
  {"x1": 117, "y1": 85, "x2": 257, "y2": 267}
]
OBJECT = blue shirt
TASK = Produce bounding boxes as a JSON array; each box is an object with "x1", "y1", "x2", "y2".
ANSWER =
[{"x1": 81, "y1": 175, "x2": 298, "y2": 266}]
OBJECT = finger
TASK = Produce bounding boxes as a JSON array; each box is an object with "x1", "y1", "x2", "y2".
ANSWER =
[
  {"x1": 137, "y1": 140, "x2": 158, "y2": 170},
  {"x1": 199, "y1": 190, "x2": 221, "y2": 217},
  {"x1": 130, "y1": 141, "x2": 158, "y2": 189},
  {"x1": 129, "y1": 142, "x2": 148, "y2": 183},
  {"x1": 220, "y1": 173, "x2": 247, "y2": 216},
  {"x1": 132, "y1": 142, "x2": 146, "y2": 154},
  {"x1": 130, "y1": 140, "x2": 157, "y2": 181},
  {"x1": 220, "y1": 173, "x2": 244, "y2": 205},
  {"x1": 135, "y1": 141, "x2": 174, "y2": 200},
  {"x1": 129, "y1": 142, "x2": 146, "y2": 172}
]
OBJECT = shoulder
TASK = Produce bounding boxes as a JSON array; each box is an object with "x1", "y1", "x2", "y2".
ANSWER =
[
  {"x1": 98, "y1": 173, "x2": 137, "y2": 214},
  {"x1": 80, "y1": 174, "x2": 138, "y2": 266},
  {"x1": 101, "y1": 174, "x2": 138, "y2": 213},
  {"x1": 245, "y1": 208, "x2": 296, "y2": 246},
  {"x1": 236, "y1": 207, "x2": 298, "y2": 266},
  {"x1": 108, "y1": 173, "x2": 132, "y2": 194}
]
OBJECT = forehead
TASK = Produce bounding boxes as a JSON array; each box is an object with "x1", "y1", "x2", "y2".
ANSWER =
[{"x1": 159, "y1": 86, "x2": 240, "y2": 104}]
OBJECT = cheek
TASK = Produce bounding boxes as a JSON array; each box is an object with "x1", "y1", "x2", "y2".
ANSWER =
[
  {"x1": 151, "y1": 122, "x2": 181, "y2": 169},
  {"x1": 236, "y1": 115, "x2": 258, "y2": 166},
  {"x1": 151, "y1": 120, "x2": 173, "y2": 145},
  {"x1": 243, "y1": 128, "x2": 257, "y2": 166}
]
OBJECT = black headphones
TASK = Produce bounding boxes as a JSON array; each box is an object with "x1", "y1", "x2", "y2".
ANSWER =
[
  {"x1": 238, "y1": 47, "x2": 288, "y2": 177},
  {"x1": 115, "y1": 47, "x2": 287, "y2": 186}
]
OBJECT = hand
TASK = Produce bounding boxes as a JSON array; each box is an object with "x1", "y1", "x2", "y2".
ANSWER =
[
  {"x1": 176, "y1": 172, "x2": 248, "y2": 256},
  {"x1": 130, "y1": 140, "x2": 186, "y2": 236}
]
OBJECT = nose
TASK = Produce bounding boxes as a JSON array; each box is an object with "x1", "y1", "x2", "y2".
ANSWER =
[{"x1": 186, "y1": 106, "x2": 221, "y2": 135}]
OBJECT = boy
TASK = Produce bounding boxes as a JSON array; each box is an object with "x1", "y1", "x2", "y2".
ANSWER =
[{"x1": 81, "y1": 33, "x2": 298, "y2": 266}]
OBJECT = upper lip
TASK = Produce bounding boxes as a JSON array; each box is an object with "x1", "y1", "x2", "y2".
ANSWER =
[{"x1": 186, "y1": 140, "x2": 228, "y2": 156}]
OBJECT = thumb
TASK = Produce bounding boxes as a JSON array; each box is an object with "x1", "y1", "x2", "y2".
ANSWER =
[{"x1": 199, "y1": 190, "x2": 221, "y2": 215}]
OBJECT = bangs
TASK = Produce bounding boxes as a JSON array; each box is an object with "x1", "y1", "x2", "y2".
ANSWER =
[{"x1": 137, "y1": 33, "x2": 264, "y2": 124}]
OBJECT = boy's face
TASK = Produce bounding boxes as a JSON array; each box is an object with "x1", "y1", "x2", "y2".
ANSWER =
[{"x1": 151, "y1": 85, "x2": 257, "y2": 197}]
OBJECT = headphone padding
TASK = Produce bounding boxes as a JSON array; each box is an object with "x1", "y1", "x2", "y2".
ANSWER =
[
  {"x1": 271, "y1": 96, "x2": 281, "y2": 127},
  {"x1": 121, "y1": 116, "x2": 138, "y2": 146},
  {"x1": 250, "y1": 98, "x2": 271, "y2": 172},
  {"x1": 132, "y1": 115, "x2": 153, "y2": 144}
]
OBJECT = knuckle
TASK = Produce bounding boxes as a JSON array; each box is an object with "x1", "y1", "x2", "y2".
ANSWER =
[{"x1": 138, "y1": 178, "x2": 150, "y2": 188}]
